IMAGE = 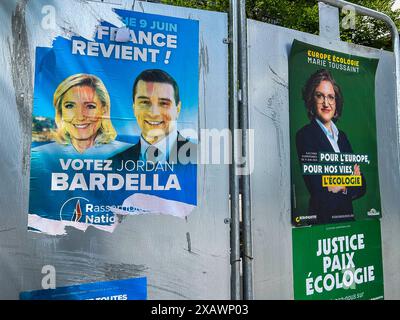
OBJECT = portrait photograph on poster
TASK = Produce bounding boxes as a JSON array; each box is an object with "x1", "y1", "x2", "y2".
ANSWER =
[
  {"x1": 28, "y1": 9, "x2": 199, "y2": 235},
  {"x1": 289, "y1": 40, "x2": 382, "y2": 227}
]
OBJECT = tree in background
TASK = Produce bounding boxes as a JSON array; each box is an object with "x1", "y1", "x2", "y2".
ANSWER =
[{"x1": 162, "y1": 0, "x2": 400, "y2": 50}]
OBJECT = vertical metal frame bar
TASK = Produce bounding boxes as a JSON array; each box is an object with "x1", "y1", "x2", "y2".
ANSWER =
[
  {"x1": 238, "y1": 0, "x2": 253, "y2": 300},
  {"x1": 229, "y1": 0, "x2": 254, "y2": 300},
  {"x1": 229, "y1": 0, "x2": 241, "y2": 300},
  {"x1": 319, "y1": 0, "x2": 400, "y2": 164}
]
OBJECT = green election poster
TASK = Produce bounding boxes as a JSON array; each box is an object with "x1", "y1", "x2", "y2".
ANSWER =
[
  {"x1": 289, "y1": 40, "x2": 381, "y2": 226},
  {"x1": 292, "y1": 219, "x2": 384, "y2": 300}
]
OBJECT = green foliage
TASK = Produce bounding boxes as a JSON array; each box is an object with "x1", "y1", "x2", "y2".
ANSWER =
[
  {"x1": 162, "y1": 0, "x2": 400, "y2": 50},
  {"x1": 246, "y1": 0, "x2": 319, "y2": 35},
  {"x1": 339, "y1": 0, "x2": 400, "y2": 49},
  {"x1": 162, "y1": 0, "x2": 228, "y2": 12}
]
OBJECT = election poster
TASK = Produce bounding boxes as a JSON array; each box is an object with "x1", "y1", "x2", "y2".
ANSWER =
[
  {"x1": 29, "y1": 9, "x2": 199, "y2": 235},
  {"x1": 289, "y1": 40, "x2": 381, "y2": 226},
  {"x1": 20, "y1": 277, "x2": 147, "y2": 300},
  {"x1": 292, "y1": 219, "x2": 384, "y2": 300}
]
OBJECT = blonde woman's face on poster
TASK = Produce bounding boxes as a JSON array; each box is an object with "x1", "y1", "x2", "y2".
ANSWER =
[{"x1": 61, "y1": 85, "x2": 104, "y2": 144}]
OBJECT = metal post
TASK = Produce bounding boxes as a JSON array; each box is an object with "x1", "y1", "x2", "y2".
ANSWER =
[
  {"x1": 229, "y1": 0, "x2": 241, "y2": 300},
  {"x1": 319, "y1": 0, "x2": 400, "y2": 171},
  {"x1": 318, "y1": 2, "x2": 340, "y2": 40},
  {"x1": 238, "y1": 0, "x2": 253, "y2": 300}
]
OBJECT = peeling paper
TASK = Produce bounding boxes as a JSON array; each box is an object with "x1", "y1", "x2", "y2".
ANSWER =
[
  {"x1": 24, "y1": 0, "x2": 126, "y2": 51},
  {"x1": 111, "y1": 194, "x2": 196, "y2": 218},
  {"x1": 28, "y1": 213, "x2": 120, "y2": 236}
]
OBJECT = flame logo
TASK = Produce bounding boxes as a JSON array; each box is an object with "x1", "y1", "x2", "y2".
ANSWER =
[
  {"x1": 71, "y1": 200, "x2": 83, "y2": 222},
  {"x1": 59, "y1": 197, "x2": 89, "y2": 223}
]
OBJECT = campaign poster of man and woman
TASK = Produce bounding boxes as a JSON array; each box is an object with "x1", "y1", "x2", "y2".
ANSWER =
[{"x1": 29, "y1": 9, "x2": 199, "y2": 235}]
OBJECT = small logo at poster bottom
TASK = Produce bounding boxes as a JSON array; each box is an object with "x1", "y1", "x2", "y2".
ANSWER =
[
  {"x1": 59, "y1": 197, "x2": 116, "y2": 225},
  {"x1": 59, "y1": 197, "x2": 90, "y2": 223},
  {"x1": 295, "y1": 215, "x2": 317, "y2": 224},
  {"x1": 72, "y1": 200, "x2": 83, "y2": 222},
  {"x1": 367, "y1": 208, "x2": 380, "y2": 216}
]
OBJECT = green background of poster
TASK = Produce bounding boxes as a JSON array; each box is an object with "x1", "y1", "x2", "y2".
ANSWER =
[
  {"x1": 289, "y1": 40, "x2": 381, "y2": 226},
  {"x1": 292, "y1": 219, "x2": 384, "y2": 300}
]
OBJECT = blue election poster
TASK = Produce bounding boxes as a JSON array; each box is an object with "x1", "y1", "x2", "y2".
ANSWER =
[
  {"x1": 20, "y1": 277, "x2": 147, "y2": 300},
  {"x1": 29, "y1": 9, "x2": 199, "y2": 235}
]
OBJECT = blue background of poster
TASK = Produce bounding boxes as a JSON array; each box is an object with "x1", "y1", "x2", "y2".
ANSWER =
[
  {"x1": 29, "y1": 9, "x2": 199, "y2": 231},
  {"x1": 20, "y1": 277, "x2": 147, "y2": 300},
  {"x1": 33, "y1": 9, "x2": 198, "y2": 141}
]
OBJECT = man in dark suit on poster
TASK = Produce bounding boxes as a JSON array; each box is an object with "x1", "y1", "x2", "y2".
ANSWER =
[{"x1": 111, "y1": 69, "x2": 196, "y2": 165}]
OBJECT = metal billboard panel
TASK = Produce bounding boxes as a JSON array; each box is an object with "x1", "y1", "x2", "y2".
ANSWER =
[
  {"x1": 248, "y1": 18, "x2": 400, "y2": 299},
  {"x1": 0, "y1": 0, "x2": 230, "y2": 299}
]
